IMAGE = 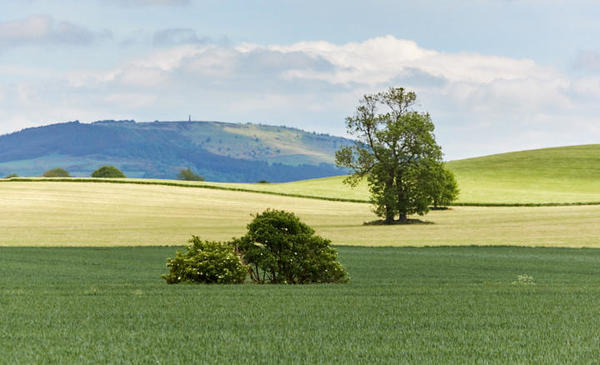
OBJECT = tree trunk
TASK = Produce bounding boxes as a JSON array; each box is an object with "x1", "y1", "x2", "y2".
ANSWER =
[
  {"x1": 384, "y1": 205, "x2": 395, "y2": 224},
  {"x1": 398, "y1": 212, "x2": 408, "y2": 223}
]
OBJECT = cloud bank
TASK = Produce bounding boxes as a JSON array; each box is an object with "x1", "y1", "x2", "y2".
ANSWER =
[{"x1": 1, "y1": 35, "x2": 599, "y2": 159}]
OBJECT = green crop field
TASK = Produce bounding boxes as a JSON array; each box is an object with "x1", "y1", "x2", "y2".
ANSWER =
[
  {"x1": 2, "y1": 181, "x2": 600, "y2": 247},
  {"x1": 2, "y1": 145, "x2": 600, "y2": 364},
  {"x1": 1, "y1": 246, "x2": 599, "y2": 363}
]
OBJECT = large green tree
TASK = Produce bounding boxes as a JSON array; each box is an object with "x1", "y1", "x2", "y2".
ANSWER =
[{"x1": 335, "y1": 88, "x2": 458, "y2": 224}]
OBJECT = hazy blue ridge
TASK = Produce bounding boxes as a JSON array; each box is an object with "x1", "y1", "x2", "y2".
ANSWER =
[{"x1": 0, "y1": 120, "x2": 352, "y2": 182}]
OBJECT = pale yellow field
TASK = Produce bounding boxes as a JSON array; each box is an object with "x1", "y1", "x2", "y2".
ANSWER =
[{"x1": 1, "y1": 181, "x2": 599, "y2": 247}]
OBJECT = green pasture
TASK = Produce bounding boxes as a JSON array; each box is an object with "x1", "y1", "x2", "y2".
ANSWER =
[
  {"x1": 449, "y1": 144, "x2": 600, "y2": 204},
  {"x1": 1, "y1": 181, "x2": 599, "y2": 247},
  {"x1": 1, "y1": 246, "x2": 599, "y2": 363},
  {"x1": 206, "y1": 144, "x2": 600, "y2": 205},
  {"x1": 6, "y1": 144, "x2": 600, "y2": 206}
]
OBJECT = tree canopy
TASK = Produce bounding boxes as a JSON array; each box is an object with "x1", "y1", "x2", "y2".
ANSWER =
[
  {"x1": 43, "y1": 168, "x2": 71, "y2": 177},
  {"x1": 335, "y1": 87, "x2": 458, "y2": 224},
  {"x1": 91, "y1": 166, "x2": 126, "y2": 178},
  {"x1": 234, "y1": 209, "x2": 349, "y2": 284},
  {"x1": 177, "y1": 168, "x2": 204, "y2": 181}
]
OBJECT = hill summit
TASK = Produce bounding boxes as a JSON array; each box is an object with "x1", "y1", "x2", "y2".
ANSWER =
[{"x1": 0, "y1": 120, "x2": 351, "y2": 182}]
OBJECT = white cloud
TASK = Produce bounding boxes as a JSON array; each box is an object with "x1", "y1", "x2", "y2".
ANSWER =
[
  {"x1": 239, "y1": 36, "x2": 569, "y2": 114},
  {"x1": 0, "y1": 15, "x2": 101, "y2": 48}
]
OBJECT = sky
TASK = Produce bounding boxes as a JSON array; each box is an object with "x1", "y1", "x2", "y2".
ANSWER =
[{"x1": 1, "y1": 0, "x2": 600, "y2": 159}]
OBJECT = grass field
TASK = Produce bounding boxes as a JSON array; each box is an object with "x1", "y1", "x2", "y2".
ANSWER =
[
  {"x1": 2, "y1": 181, "x2": 600, "y2": 247},
  {"x1": 6, "y1": 144, "x2": 600, "y2": 206},
  {"x1": 449, "y1": 144, "x2": 600, "y2": 204},
  {"x1": 2, "y1": 147, "x2": 600, "y2": 364},
  {"x1": 1, "y1": 246, "x2": 599, "y2": 363},
  {"x1": 202, "y1": 144, "x2": 600, "y2": 205}
]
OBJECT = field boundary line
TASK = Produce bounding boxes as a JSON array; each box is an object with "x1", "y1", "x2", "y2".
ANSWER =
[{"x1": 3, "y1": 177, "x2": 600, "y2": 207}]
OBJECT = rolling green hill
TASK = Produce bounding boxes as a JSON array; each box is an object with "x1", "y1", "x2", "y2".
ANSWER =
[
  {"x1": 198, "y1": 144, "x2": 600, "y2": 205},
  {"x1": 448, "y1": 144, "x2": 600, "y2": 204}
]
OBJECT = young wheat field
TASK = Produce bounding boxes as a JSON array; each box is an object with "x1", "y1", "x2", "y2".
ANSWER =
[
  {"x1": 1, "y1": 154, "x2": 600, "y2": 363},
  {"x1": 1, "y1": 246, "x2": 599, "y2": 363}
]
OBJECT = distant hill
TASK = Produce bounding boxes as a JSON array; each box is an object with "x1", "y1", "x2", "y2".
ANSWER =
[{"x1": 0, "y1": 120, "x2": 352, "y2": 182}]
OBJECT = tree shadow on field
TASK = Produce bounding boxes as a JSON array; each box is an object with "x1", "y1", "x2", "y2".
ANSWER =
[
  {"x1": 430, "y1": 206, "x2": 452, "y2": 211},
  {"x1": 363, "y1": 219, "x2": 434, "y2": 226}
]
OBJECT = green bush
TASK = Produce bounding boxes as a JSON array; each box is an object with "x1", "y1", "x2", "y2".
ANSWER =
[
  {"x1": 163, "y1": 237, "x2": 247, "y2": 284},
  {"x1": 43, "y1": 168, "x2": 70, "y2": 177},
  {"x1": 234, "y1": 209, "x2": 349, "y2": 284},
  {"x1": 177, "y1": 168, "x2": 204, "y2": 181},
  {"x1": 91, "y1": 166, "x2": 126, "y2": 178},
  {"x1": 4, "y1": 173, "x2": 18, "y2": 178}
]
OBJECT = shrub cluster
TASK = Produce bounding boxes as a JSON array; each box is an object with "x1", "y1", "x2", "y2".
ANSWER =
[
  {"x1": 163, "y1": 209, "x2": 349, "y2": 285},
  {"x1": 235, "y1": 210, "x2": 349, "y2": 284},
  {"x1": 162, "y1": 236, "x2": 247, "y2": 284}
]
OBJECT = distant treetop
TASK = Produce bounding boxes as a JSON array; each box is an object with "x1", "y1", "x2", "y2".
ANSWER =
[
  {"x1": 91, "y1": 166, "x2": 126, "y2": 178},
  {"x1": 43, "y1": 168, "x2": 71, "y2": 177},
  {"x1": 177, "y1": 168, "x2": 204, "y2": 181}
]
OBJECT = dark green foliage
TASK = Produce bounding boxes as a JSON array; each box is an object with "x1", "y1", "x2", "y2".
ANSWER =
[
  {"x1": 177, "y1": 168, "x2": 204, "y2": 181},
  {"x1": 163, "y1": 237, "x2": 247, "y2": 284},
  {"x1": 429, "y1": 166, "x2": 459, "y2": 208},
  {"x1": 1, "y1": 246, "x2": 600, "y2": 362},
  {"x1": 257, "y1": 179, "x2": 269, "y2": 184},
  {"x1": 235, "y1": 209, "x2": 349, "y2": 284},
  {"x1": 91, "y1": 165, "x2": 126, "y2": 178},
  {"x1": 4, "y1": 173, "x2": 18, "y2": 178},
  {"x1": 42, "y1": 168, "x2": 71, "y2": 177},
  {"x1": 336, "y1": 87, "x2": 459, "y2": 223}
]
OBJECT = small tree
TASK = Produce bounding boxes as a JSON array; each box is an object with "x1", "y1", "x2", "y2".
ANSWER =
[
  {"x1": 4, "y1": 173, "x2": 18, "y2": 178},
  {"x1": 177, "y1": 168, "x2": 204, "y2": 181},
  {"x1": 336, "y1": 87, "x2": 458, "y2": 224},
  {"x1": 43, "y1": 168, "x2": 70, "y2": 177},
  {"x1": 163, "y1": 236, "x2": 247, "y2": 284},
  {"x1": 91, "y1": 165, "x2": 126, "y2": 178},
  {"x1": 234, "y1": 209, "x2": 349, "y2": 284}
]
